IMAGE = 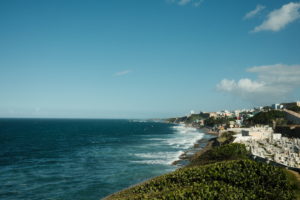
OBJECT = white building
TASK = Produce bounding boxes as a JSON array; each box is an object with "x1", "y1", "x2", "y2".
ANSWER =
[
  {"x1": 241, "y1": 126, "x2": 273, "y2": 140},
  {"x1": 272, "y1": 104, "x2": 283, "y2": 110}
]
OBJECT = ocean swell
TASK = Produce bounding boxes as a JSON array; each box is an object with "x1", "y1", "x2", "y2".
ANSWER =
[{"x1": 131, "y1": 124, "x2": 204, "y2": 166}]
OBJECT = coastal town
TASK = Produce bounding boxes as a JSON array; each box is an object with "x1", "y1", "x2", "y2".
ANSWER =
[{"x1": 167, "y1": 101, "x2": 300, "y2": 170}]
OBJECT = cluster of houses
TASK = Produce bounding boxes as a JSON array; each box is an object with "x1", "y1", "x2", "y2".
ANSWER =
[
  {"x1": 192, "y1": 109, "x2": 254, "y2": 129},
  {"x1": 190, "y1": 101, "x2": 300, "y2": 131}
]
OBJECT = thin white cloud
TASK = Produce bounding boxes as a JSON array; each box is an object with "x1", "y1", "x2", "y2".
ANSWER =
[
  {"x1": 178, "y1": 0, "x2": 191, "y2": 5},
  {"x1": 114, "y1": 70, "x2": 131, "y2": 76},
  {"x1": 217, "y1": 64, "x2": 300, "y2": 104},
  {"x1": 168, "y1": 0, "x2": 203, "y2": 7},
  {"x1": 217, "y1": 79, "x2": 265, "y2": 93},
  {"x1": 244, "y1": 4, "x2": 265, "y2": 19},
  {"x1": 247, "y1": 64, "x2": 300, "y2": 85},
  {"x1": 253, "y1": 2, "x2": 300, "y2": 32},
  {"x1": 194, "y1": 0, "x2": 203, "y2": 7}
]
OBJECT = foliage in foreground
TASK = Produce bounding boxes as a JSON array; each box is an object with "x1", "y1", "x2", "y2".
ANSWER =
[{"x1": 105, "y1": 159, "x2": 295, "y2": 200}]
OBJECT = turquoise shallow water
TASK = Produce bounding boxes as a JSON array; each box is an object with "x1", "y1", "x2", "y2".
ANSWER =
[{"x1": 0, "y1": 119, "x2": 206, "y2": 200}]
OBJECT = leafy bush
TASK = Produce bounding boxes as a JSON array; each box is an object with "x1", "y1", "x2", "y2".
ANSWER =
[
  {"x1": 105, "y1": 160, "x2": 295, "y2": 200},
  {"x1": 204, "y1": 117, "x2": 230, "y2": 127},
  {"x1": 185, "y1": 114, "x2": 205, "y2": 123},
  {"x1": 190, "y1": 143, "x2": 249, "y2": 166},
  {"x1": 217, "y1": 131, "x2": 236, "y2": 145},
  {"x1": 288, "y1": 106, "x2": 300, "y2": 113},
  {"x1": 208, "y1": 143, "x2": 249, "y2": 160}
]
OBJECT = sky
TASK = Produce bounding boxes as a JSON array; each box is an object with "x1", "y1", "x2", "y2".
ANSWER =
[{"x1": 0, "y1": 0, "x2": 300, "y2": 119}]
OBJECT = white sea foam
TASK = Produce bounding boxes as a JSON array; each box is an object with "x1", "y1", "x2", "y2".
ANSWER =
[
  {"x1": 132, "y1": 151, "x2": 184, "y2": 165},
  {"x1": 131, "y1": 160, "x2": 169, "y2": 165},
  {"x1": 145, "y1": 138, "x2": 167, "y2": 141},
  {"x1": 132, "y1": 124, "x2": 204, "y2": 165},
  {"x1": 130, "y1": 119, "x2": 148, "y2": 123},
  {"x1": 166, "y1": 125, "x2": 204, "y2": 149}
]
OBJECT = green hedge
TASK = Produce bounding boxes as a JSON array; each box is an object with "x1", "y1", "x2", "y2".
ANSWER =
[
  {"x1": 208, "y1": 143, "x2": 249, "y2": 161},
  {"x1": 106, "y1": 159, "x2": 295, "y2": 200},
  {"x1": 190, "y1": 143, "x2": 249, "y2": 166}
]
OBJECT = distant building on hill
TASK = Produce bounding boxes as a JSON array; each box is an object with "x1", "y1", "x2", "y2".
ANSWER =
[
  {"x1": 200, "y1": 112, "x2": 217, "y2": 118},
  {"x1": 272, "y1": 103, "x2": 283, "y2": 110},
  {"x1": 254, "y1": 106, "x2": 264, "y2": 111}
]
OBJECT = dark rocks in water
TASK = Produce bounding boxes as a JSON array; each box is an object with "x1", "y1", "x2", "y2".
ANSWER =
[{"x1": 172, "y1": 134, "x2": 216, "y2": 166}]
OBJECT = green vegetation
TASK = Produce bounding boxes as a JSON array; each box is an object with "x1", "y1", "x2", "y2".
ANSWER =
[
  {"x1": 190, "y1": 143, "x2": 249, "y2": 166},
  {"x1": 166, "y1": 114, "x2": 207, "y2": 124},
  {"x1": 165, "y1": 118, "x2": 177, "y2": 123},
  {"x1": 106, "y1": 160, "x2": 295, "y2": 200},
  {"x1": 204, "y1": 116, "x2": 234, "y2": 127},
  {"x1": 247, "y1": 110, "x2": 286, "y2": 125},
  {"x1": 165, "y1": 116, "x2": 187, "y2": 123},
  {"x1": 185, "y1": 114, "x2": 205, "y2": 124},
  {"x1": 288, "y1": 106, "x2": 300, "y2": 113},
  {"x1": 206, "y1": 143, "x2": 249, "y2": 161},
  {"x1": 216, "y1": 131, "x2": 236, "y2": 145}
]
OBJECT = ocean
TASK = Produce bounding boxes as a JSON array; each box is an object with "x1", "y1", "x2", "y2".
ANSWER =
[{"x1": 0, "y1": 119, "x2": 209, "y2": 200}]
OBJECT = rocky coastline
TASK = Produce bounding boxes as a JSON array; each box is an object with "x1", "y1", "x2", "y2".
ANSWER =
[{"x1": 172, "y1": 127, "x2": 217, "y2": 166}]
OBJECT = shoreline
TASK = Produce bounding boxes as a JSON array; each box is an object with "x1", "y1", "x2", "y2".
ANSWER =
[
  {"x1": 103, "y1": 125, "x2": 217, "y2": 199},
  {"x1": 172, "y1": 127, "x2": 216, "y2": 165},
  {"x1": 200, "y1": 127, "x2": 219, "y2": 136}
]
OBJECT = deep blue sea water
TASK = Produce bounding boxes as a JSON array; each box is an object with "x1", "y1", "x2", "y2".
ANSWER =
[{"x1": 0, "y1": 119, "x2": 207, "y2": 200}]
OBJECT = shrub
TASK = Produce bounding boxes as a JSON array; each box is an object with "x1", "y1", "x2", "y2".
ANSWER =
[
  {"x1": 208, "y1": 143, "x2": 249, "y2": 161},
  {"x1": 217, "y1": 131, "x2": 236, "y2": 145},
  {"x1": 189, "y1": 143, "x2": 249, "y2": 166}
]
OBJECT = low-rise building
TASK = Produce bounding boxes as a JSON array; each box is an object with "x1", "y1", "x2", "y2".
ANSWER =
[{"x1": 272, "y1": 103, "x2": 283, "y2": 110}]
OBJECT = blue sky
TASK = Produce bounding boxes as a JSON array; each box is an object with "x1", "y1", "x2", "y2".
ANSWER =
[{"x1": 0, "y1": 0, "x2": 300, "y2": 118}]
